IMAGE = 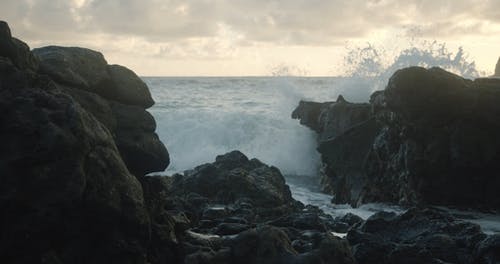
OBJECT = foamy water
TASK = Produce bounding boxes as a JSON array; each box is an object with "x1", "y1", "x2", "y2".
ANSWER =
[
  {"x1": 144, "y1": 43, "x2": 499, "y2": 235},
  {"x1": 145, "y1": 76, "x2": 374, "y2": 176}
]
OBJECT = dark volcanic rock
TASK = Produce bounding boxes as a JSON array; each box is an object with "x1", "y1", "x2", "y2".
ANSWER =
[
  {"x1": 0, "y1": 21, "x2": 178, "y2": 264},
  {"x1": 33, "y1": 46, "x2": 109, "y2": 90},
  {"x1": 0, "y1": 54, "x2": 150, "y2": 263},
  {"x1": 294, "y1": 66, "x2": 500, "y2": 209},
  {"x1": 225, "y1": 225, "x2": 355, "y2": 264},
  {"x1": 171, "y1": 151, "x2": 295, "y2": 210},
  {"x1": 347, "y1": 208, "x2": 486, "y2": 264},
  {"x1": 292, "y1": 95, "x2": 372, "y2": 141},
  {"x1": 361, "y1": 67, "x2": 500, "y2": 207},
  {"x1": 228, "y1": 225, "x2": 298, "y2": 264},
  {"x1": 32, "y1": 44, "x2": 168, "y2": 177},
  {"x1": 62, "y1": 86, "x2": 169, "y2": 177},
  {"x1": 319, "y1": 118, "x2": 381, "y2": 204},
  {"x1": 107, "y1": 64, "x2": 154, "y2": 108},
  {"x1": 292, "y1": 95, "x2": 379, "y2": 205},
  {"x1": 474, "y1": 234, "x2": 500, "y2": 264},
  {"x1": 33, "y1": 47, "x2": 155, "y2": 108},
  {"x1": 0, "y1": 21, "x2": 38, "y2": 71},
  {"x1": 291, "y1": 101, "x2": 330, "y2": 133},
  {"x1": 111, "y1": 102, "x2": 170, "y2": 176}
]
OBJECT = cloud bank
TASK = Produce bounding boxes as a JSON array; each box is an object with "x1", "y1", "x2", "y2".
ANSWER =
[{"x1": 1, "y1": 0, "x2": 499, "y2": 75}]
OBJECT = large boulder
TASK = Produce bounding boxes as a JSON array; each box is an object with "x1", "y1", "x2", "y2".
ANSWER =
[
  {"x1": 33, "y1": 46, "x2": 154, "y2": 108},
  {"x1": 171, "y1": 151, "x2": 295, "y2": 209},
  {"x1": 32, "y1": 45, "x2": 168, "y2": 177}
]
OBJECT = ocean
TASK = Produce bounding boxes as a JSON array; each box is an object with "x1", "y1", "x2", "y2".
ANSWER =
[
  {"x1": 144, "y1": 76, "x2": 500, "y2": 234},
  {"x1": 145, "y1": 76, "x2": 373, "y2": 176}
]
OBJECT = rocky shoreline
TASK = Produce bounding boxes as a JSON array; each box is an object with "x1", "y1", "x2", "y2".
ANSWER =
[
  {"x1": 1, "y1": 20, "x2": 500, "y2": 263},
  {"x1": 293, "y1": 67, "x2": 500, "y2": 210}
]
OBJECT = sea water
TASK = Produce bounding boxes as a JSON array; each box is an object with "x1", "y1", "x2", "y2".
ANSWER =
[
  {"x1": 146, "y1": 76, "x2": 373, "y2": 177},
  {"x1": 143, "y1": 43, "x2": 499, "y2": 234},
  {"x1": 145, "y1": 76, "x2": 500, "y2": 235}
]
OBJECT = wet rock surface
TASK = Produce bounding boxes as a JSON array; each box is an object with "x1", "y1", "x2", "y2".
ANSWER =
[{"x1": 293, "y1": 66, "x2": 500, "y2": 209}]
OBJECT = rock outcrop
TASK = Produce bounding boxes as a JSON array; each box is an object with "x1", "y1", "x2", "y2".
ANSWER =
[
  {"x1": 0, "y1": 21, "x2": 176, "y2": 264},
  {"x1": 33, "y1": 45, "x2": 168, "y2": 177},
  {"x1": 363, "y1": 67, "x2": 500, "y2": 208},
  {"x1": 292, "y1": 96, "x2": 378, "y2": 204},
  {"x1": 293, "y1": 66, "x2": 500, "y2": 209},
  {"x1": 292, "y1": 95, "x2": 372, "y2": 141}
]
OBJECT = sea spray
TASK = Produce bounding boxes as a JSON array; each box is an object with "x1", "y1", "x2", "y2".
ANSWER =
[
  {"x1": 146, "y1": 77, "x2": 328, "y2": 176},
  {"x1": 146, "y1": 40, "x2": 482, "y2": 177}
]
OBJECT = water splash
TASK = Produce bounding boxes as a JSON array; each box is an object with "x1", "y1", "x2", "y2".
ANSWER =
[{"x1": 341, "y1": 40, "x2": 481, "y2": 92}]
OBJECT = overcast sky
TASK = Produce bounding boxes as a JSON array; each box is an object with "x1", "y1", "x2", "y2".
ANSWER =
[{"x1": 1, "y1": 0, "x2": 499, "y2": 76}]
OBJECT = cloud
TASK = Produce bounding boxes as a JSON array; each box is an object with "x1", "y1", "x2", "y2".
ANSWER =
[
  {"x1": 1, "y1": 0, "x2": 499, "y2": 75},
  {"x1": 3, "y1": 0, "x2": 499, "y2": 45}
]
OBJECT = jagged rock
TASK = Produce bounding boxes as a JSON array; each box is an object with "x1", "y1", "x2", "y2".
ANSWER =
[
  {"x1": 319, "y1": 118, "x2": 381, "y2": 204},
  {"x1": 347, "y1": 208, "x2": 486, "y2": 264},
  {"x1": 33, "y1": 47, "x2": 155, "y2": 108},
  {"x1": 171, "y1": 151, "x2": 295, "y2": 209},
  {"x1": 0, "y1": 21, "x2": 38, "y2": 71},
  {"x1": 294, "y1": 66, "x2": 500, "y2": 209},
  {"x1": 292, "y1": 96, "x2": 372, "y2": 142},
  {"x1": 292, "y1": 96, "x2": 378, "y2": 204},
  {"x1": 292, "y1": 101, "x2": 330, "y2": 133}
]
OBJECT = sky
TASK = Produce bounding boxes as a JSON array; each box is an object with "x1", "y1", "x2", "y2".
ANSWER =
[{"x1": 1, "y1": 0, "x2": 499, "y2": 76}]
